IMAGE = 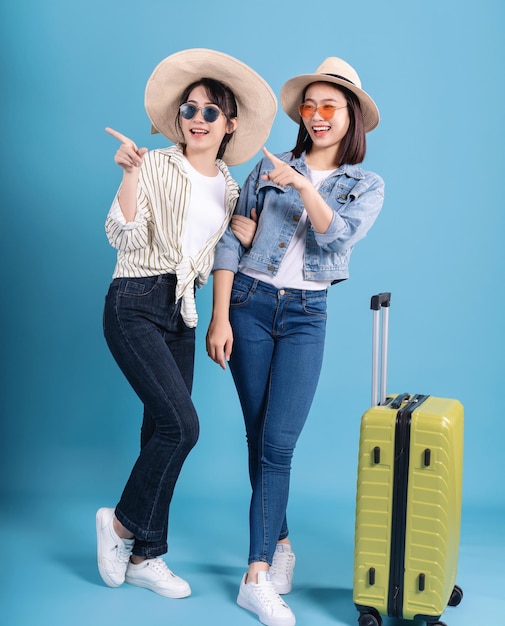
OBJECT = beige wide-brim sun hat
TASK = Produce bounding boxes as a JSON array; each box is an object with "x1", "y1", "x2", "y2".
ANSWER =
[
  {"x1": 280, "y1": 57, "x2": 379, "y2": 133},
  {"x1": 144, "y1": 48, "x2": 277, "y2": 166}
]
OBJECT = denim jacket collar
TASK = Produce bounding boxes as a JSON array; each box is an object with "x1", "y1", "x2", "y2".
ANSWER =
[{"x1": 279, "y1": 150, "x2": 366, "y2": 181}]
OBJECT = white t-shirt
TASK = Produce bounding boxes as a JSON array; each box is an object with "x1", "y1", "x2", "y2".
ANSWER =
[
  {"x1": 244, "y1": 167, "x2": 335, "y2": 290},
  {"x1": 181, "y1": 156, "x2": 227, "y2": 257}
]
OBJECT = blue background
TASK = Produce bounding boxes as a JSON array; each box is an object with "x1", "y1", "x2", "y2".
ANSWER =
[{"x1": 1, "y1": 1, "x2": 504, "y2": 625}]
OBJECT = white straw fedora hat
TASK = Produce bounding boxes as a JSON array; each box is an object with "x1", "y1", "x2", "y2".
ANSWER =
[
  {"x1": 280, "y1": 57, "x2": 379, "y2": 133},
  {"x1": 144, "y1": 48, "x2": 277, "y2": 165}
]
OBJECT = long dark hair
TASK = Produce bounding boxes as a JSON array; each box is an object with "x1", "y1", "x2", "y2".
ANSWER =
[
  {"x1": 176, "y1": 78, "x2": 238, "y2": 160},
  {"x1": 291, "y1": 83, "x2": 366, "y2": 166}
]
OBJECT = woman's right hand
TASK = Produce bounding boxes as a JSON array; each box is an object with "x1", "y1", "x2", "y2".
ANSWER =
[
  {"x1": 206, "y1": 317, "x2": 234, "y2": 370},
  {"x1": 105, "y1": 127, "x2": 147, "y2": 172}
]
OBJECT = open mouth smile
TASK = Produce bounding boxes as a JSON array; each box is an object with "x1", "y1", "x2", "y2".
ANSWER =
[{"x1": 312, "y1": 125, "x2": 331, "y2": 135}]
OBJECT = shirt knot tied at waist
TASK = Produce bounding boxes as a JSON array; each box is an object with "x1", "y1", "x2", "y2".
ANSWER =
[{"x1": 175, "y1": 256, "x2": 199, "y2": 328}]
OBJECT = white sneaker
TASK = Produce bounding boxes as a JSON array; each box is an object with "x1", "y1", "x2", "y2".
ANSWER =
[
  {"x1": 237, "y1": 571, "x2": 296, "y2": 626},
  {"x1": 125, "y1": 557, "x2": 191, "y2": 598},
  {"x1": 96, "y1": 507, "x2": 134, "y2": 587},
  {"x1": 270, "y1": 543, "x2": 296, "y2": 594}
]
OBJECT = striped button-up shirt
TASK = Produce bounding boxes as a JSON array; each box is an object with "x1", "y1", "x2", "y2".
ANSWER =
[{"x1": 105, "y1": 144, "x2": 240, "y2": 327}]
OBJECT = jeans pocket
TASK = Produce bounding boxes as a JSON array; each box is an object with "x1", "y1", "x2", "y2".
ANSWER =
[
  {"x1": 119, "y1": 276, "x2": 159, "y2": 298},
  {"x1": 302, "y1": 293, "x2": 327, "y2": 318},
  {"x1": 230, "y1": 276, "x2": 255, "y2": 307}
]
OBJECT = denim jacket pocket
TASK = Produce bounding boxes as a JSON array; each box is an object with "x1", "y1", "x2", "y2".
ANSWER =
[
  {"x1": 331, "y1": 180, "x2": 356, "y2": 207},
  {"x1": 256, "y1": 176, "x2": 290, "y2": 195}
]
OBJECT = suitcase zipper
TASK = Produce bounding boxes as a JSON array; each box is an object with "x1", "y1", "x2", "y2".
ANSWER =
[{"x1": 387, "y1": 393, "x2": 429, "y2": 618}]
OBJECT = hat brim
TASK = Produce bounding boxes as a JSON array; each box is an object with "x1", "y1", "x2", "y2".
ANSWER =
[
  {"x1": 280, "y1": 74, "x2": 379, "y2": 133},
  {"x1": 144, "y1": 49, "x2": 277, "y2": 165}
]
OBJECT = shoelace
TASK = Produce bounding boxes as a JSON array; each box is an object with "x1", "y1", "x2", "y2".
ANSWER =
[
  {"x1": 271, "y1": 550, "x2": 293, "y2": 578},
  {"x1": 253, "y1": 579, "x2": 288, "y2": 609},
  {"x1": 147, "y1": 558, "x2": 175, "y2": 578},
  {"x1": 115, "y1": 541, "x2": 133, "y2": 564}
]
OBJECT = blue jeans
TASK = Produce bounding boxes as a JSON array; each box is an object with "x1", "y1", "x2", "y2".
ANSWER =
[
  {"x1": 103, "y1": 274, "x2": 199, "y2": 558},
  {"x1": 229, "y1": 273, "x2": 327, "y2": 565}
]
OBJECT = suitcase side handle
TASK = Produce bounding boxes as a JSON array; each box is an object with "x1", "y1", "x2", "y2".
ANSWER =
[{"x1": 371, "y1": 292, "x2": 391, "y2": 406}]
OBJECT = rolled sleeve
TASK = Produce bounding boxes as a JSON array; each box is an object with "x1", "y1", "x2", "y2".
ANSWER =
[
  {"x1": 212, "y1": 163, "x2": 260, "y2": 273},
  {"x1": 213, "y1": 224, "x2": 244, "y2": 273},
  {"x1": 315, "y1": 174, "x2": 384, "y2": 253},
  {"x1": 104, "y1": 191, "x2": 150, "y2": 251}
]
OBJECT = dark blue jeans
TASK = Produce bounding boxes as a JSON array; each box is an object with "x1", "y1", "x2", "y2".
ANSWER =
[
  {"x1": 103, "y1": 274, "x2": 199, "y2": 558},
  {"x1": 229, "y1": 273, "x2": 327, "y2": 565}
]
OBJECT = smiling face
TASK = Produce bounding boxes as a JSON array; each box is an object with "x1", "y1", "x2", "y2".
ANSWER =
[
  {"x1": 301, "y1": 82, "x2": 350, "y2": 156},
  {"x1": 180, "y1": 84, "x2": 237, "y2": 162}
]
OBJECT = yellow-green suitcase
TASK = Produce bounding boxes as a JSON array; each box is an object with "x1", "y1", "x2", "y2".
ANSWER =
[{"x1": 353, "y1": 293, "x2": 464, "y2": 626}]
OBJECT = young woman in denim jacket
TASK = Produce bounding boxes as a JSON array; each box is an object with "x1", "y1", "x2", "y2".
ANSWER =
[
  {"x1": 97, "y1": 49, "x2": 275, "y2": 600},
  {"x1": 207, "y1": 57, "x2": 384, "y2": 626}
]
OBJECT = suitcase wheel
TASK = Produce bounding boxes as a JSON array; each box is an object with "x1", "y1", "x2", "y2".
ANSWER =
[
  {"x1": 358, "y1": 609, "x2": 382, "y2": 626},
  {"x1": 448, "y1": 584, "x2": 464, "y2": 607}
]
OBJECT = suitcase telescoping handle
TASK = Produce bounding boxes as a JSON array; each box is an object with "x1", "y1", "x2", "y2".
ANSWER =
[{"x1": 370, "y1": 292, "x2": 391, "y2": 406}]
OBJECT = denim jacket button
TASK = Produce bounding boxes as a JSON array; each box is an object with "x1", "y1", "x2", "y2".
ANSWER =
[
  {"x1": 268, "y1": 265, "x2": 275, "y2": 271},
  {"x1": 279, "y1": 242, "x2": 286, "y2": 248}
]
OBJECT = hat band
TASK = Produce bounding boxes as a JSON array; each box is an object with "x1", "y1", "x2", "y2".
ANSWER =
[{"x1": 322, "y1": 73, "x2": 356, "y2": 86}]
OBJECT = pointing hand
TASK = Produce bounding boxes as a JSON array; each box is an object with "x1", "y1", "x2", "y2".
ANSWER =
[
  {"x1": 105, "y1": 127, "x2": 148, "y2": 172},
  {"x1": 261, "y1": 147, "x2": 307, "y2": 192}
]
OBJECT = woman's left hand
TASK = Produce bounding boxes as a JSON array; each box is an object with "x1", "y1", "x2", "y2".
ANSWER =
[
  {"x1": 231, "y1": 208, "x2": 258, "y2": 248},
  {"x1": 261, "y1": 147, "x2": 309, "y2": 192}
]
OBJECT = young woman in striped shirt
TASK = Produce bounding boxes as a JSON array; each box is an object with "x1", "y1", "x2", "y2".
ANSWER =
[{"x1": 96, "y1": 49, "x2": 276, "y2": 599}]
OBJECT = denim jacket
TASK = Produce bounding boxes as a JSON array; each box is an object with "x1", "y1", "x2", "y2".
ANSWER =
[{"x1": 213, "y1": 151, "x2": 384, "y2": 283}]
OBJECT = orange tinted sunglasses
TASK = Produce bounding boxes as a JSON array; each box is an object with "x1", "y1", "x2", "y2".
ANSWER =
[{"x1": 298, "y1": 103, "x2": 347, "y2": 120}]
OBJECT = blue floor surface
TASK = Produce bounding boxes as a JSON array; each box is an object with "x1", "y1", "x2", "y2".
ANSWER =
[{"x1": 2, "y1": 493, "x2": 503, "y2": 626}]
